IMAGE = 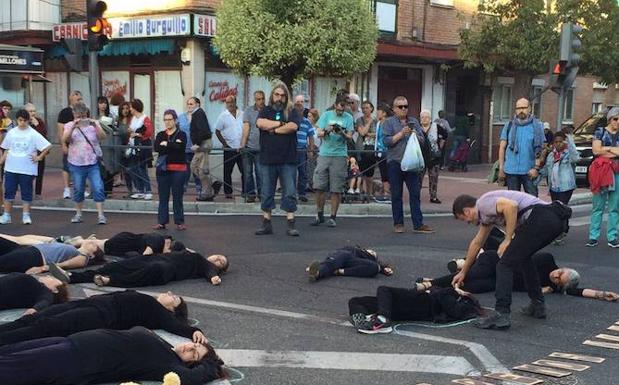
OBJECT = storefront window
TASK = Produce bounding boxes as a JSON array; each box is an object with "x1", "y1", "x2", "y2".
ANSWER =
[
  {"x1": 154, "y1": 70, "x2": 183, "y2": 133},
  {"x1": 204, "y1": 71, "x2": 245, "y2": 148}
]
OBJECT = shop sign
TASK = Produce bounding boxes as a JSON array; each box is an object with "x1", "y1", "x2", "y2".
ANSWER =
[
  {"x1": 52, "y1": 22, "x2": 89, "y2": 42},
  {"x1": 208, "y1": 80, "x2": 239, "y2": 103},
  {"x1": 110, "y1": 14, "x2": 191, "y2": 39},
  {"x1": 194, "y1": 15, "x2": 217, "y2": 37},
  {"x1": 0, "y1": 49, "x2": 44, "y2": 74}
]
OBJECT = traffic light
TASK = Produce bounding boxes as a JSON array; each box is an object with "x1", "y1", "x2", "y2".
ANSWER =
[
  {"x1": 87, "y1": 0, "x2": 110, "y2": 52},
  {"x1": 551, "y1": 22, "x2": 582, "y2": 91}
]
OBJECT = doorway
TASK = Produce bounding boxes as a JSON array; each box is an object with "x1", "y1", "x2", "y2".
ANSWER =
[{"x1": 377, "y1": 66, "x2": 422, "y2": 118}]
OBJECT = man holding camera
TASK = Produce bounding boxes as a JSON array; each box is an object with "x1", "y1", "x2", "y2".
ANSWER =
[{"x1": 311, "y1": 94, "x2": 354, "y2": 227}]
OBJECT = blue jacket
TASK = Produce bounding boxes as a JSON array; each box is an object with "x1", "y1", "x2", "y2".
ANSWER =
[{"x1": 500, "y1": 116, "x2": 545, "y2": 175}]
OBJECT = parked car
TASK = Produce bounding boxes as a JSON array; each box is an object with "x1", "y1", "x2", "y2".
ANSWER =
[{"x1": 572, "y1": 107, "x2": 611, "y2": 187}]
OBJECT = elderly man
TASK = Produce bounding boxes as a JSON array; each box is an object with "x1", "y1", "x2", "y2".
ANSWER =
[
  {"x1": 215, "y1": 95, "x2": 244, "y2": 199},
  {"x1": 498, "y1": 98, "x2": 545, "y2": 197},
  {"x1": 452, "y1": 191, "x2": 571, "y2": 329}
]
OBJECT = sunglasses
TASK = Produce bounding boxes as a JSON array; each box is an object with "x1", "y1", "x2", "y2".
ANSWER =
[
  {"x1": 396, "y1": 105, "x2": 409, "y2": 109},
  {"x1": 612, "y1": 117, "x2": 619, "y2": 122}
]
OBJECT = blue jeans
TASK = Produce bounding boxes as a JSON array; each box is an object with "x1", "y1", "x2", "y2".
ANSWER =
[
  {"x1": 156, "y1": 170, "x2": 185, "y2": 225},
  {"x1": 3, "y1": 172, "x2": 34, "y2": 202},
  {"x1": 242, "y1": 150, "x2": 261, "y2": 198},
  {"x1": 127, "y1": 158, "x2": 151, "y2": 194},
  {"x1": 505, "y1": 173, "x2": 538, "y2": 197},
  {"x1": 387, "y1": 161, "x2": 423, "y2": 228},
  {"x1": 260, "y1": 162, "x2": 297, "y2": 213},
  {"x1": 296, "y1": 150, "x2": 308, "y2": 197},
  {"x1": 68, "y1": 163, "x2": 105, "y2": 203}
]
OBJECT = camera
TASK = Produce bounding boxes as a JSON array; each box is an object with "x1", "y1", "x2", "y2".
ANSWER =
[{"x1": 325, "y1": 123, "x2": 344, "y2": 136}]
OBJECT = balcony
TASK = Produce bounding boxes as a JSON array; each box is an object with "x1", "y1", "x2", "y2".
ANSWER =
[{"x1": 0, "y1": 0, "x2": 61, "y2": 32}]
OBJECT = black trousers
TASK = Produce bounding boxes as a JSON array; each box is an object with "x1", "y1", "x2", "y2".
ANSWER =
[
  {"x1": 495, "y1": 205, "x2": 565, "y2": 313},
  {"x1": 318, "y1": 253, "x2": 379, "y2": 279},
  {"x1": 70, "y1": 260, "x2": 174, "y2": 287},
  {"x1": 0, "y1": 303, "x2": 107, "y2": 346},
  {"x1": 550, "y1": 190, "x2": 574, "y2": 205},
  {"x1": 223, "y1": 150, "x2": 244, "y2": 195},
  {"x1": 348, "y1": 286, "x2": 433, "y2": 322},
  {"x1": 0, "y1": 337, "x2": 80, "y2": 385},
  {"x1": 432, "y1": 251, "x2": 499, "y2": 293},
  {"x1": 0, "y1": 244, "x2": 43, "y2": 273}
]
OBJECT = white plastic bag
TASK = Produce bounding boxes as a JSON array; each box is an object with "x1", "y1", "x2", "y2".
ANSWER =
[{"x1": 400, "y1": 132, "x2": 425, "y2": 172}]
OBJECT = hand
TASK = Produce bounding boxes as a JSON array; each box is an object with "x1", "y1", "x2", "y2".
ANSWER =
[
  {"x1": 30, "y1": 153, "x2": 40, "y2": 162},
  {"x1": 603, "y1": 291, "x2": 619, "y2": 302},
  {"x1": 30, "y1": 118, "x2": 38, "y2": 127},
  {"x1": 25, "y1": 265, "x2": 47, "y2": 274},
  {"x1": 528, "y1": 168, "x2": 539, "y2": 179},
  {"x1": 452, "y1": 271, "x2": 466, "y2": 287},
  {"x1": 160, "y1": 141, "x2": 168, "y2": 147},
  {"x1": 210, "y1": 276, "x2": 221, "y2": 285},
  {"x1": 497, "y1": 240, "x2": 511, "y2": 257},
  {"x1": 498, "y1": 168, "x2": 506, "y2": 181},
  {"x1": 22, "y1": 308, "x2": 37, "y2": 316},
  {"x1": 191, "y1": 144, "x2": 200, "y2": 152},
  {"x1": 192, "y1": 330, "x2": 208, "y2": 344},
  {"x1": 401, "y1": 126, "x2": 412, "y2": 136}
]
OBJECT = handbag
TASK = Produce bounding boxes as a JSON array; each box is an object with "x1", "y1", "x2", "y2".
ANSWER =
[{"x1": 400, "y1": 131, "x2": 425, "y2": 172}]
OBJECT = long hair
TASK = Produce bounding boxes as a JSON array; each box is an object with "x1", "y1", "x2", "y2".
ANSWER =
[
  {"x1": 97, "y1": 96, "x2": 110, "y2": 117},
  {"x1": 53, "y1": 283, "x2": 69, "y2": 304},
  {"x1": 119, "y1": 101, "x2": 132, "y2": 125},
  {"x1": 268, "y1": 82, "x2": 292, "y2": 121}
]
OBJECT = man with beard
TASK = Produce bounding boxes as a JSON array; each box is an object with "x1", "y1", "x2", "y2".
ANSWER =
[
  {"x1": 255, "y1": 83, "x2": 301, "y2": 236},
  {"x1": 498, "y1": 98, "x2": 546, "y2": 196}
]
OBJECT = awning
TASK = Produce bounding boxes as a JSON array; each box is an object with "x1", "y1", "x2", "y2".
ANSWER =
[
  {"x1": 98, "y1": 39, "x2": 177, "y2": 56},
  {"x1": 0, "y1": 44, "x2": 44, "y2": 74}
]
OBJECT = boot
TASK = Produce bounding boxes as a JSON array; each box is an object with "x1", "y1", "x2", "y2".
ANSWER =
[
  {"x1": 520, "y1": 301, "x2": 547, "y2": 319},
  {"x1": 286, "y1": 219, "x2": 300, "y2": 237},
  {"x1": 255, "y1": 218, "x2": 273, "y2": 235}
]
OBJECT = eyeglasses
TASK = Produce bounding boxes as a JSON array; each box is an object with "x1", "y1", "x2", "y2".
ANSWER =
[
  {"x1": 396, "y1": 105, "x2": 409, "y2": 109},
  {"x1": 515, "y1": 106, "x2": 529, "y2": 110},
  {"x1": 163, "y1": 118, "x2": 175, "y2": 122}
]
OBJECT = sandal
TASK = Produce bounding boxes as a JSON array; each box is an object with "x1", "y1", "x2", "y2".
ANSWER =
[
  {"x1": 152, "y1": 224, "x2": 166, "y2": 230},
  {"x1": 176, "y1": 224, "x2": 187, "y2": 231}
]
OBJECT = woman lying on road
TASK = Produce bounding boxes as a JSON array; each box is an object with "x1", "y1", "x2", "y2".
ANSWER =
[
  {"x1": 0, "y1": 233, "x2": 104, "y2": 274},
  {"x1": 0, "y1": 290, "x2": 205, "y2": 346},
  {"x1": 417, "y1": 251, "x2": 619, "y2": 301},
  {"x1": 50, "y1": 249, "x2": 229, "y2": 287},
  {"x1": 349, "y1": 286, "x2": 484, "y2": 334},
  {"x1": 0, "y1": 273, "x2": 68, "y2": 315},
  {"x1": 0, "y1": 326, "x2": 227, "y2": 385},
  {"x1": 306, "y1": 246, "x2": 393, "y2": 281},
  {"x1": 66, "y1": 231, "x2": 178, "y2": 257}
]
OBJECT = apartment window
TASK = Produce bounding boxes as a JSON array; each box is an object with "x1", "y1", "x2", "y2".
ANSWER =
[
  {"x1": 373, "y1": 0, "x2": 397, "y2": 34},
  {"x1": 493, "y1": 85, "x2": 512, "y2": 122},
  {"x1": 0, "y1": 0, "x2": 61, "y2": 32},
  {"x1": 430, "y1": 0, "x2": 455, "y2": 7},
  {"x1": 531, "y1": 86, "x2": 543, "y2": 118},
  {"x1": 592, "y1": 103, "x2": 603, "y2": 114},
  {"x1": 563, "y1": 88, "x2": 574, "y2": 122}
]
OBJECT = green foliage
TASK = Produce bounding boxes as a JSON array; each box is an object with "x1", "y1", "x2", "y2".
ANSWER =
[
  {"x1": 459, "y1": 0, "x2": 619, "y2": 83},
  {"x1": 214, "y1": 0, "x2": 378, "y2": 88}
]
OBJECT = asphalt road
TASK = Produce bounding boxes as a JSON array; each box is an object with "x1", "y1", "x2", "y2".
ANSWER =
[{"x1": 3, "y1": 207, "x2": 619, "y2": 385}]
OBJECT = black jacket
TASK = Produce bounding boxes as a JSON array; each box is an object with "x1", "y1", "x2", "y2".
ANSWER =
[
  {"x1": 190, "y1": 107, "x2": 212, "y2": 144},
  {"x1": 0, "y1": 273, "x2": 53, "y2": 311},
  {"x1": 154, "y1": 129, "x2": 188, "y2": 165}
]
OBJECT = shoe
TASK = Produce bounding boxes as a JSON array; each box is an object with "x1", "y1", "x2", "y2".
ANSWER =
[
  {"x1": 143, "y1": 193, "x2": 153, "y2": 200},
  {"x1": 34, "y1": 194, "x2": 42, "y2": 200},
  {"x1": 608, "y1": 239, "x2": 619, "y2": 248},
  {"x1": 413, "y1": 224, "x2": 435, "y2": 234},
  {"x1": 472, "y1": 310, "x2": 511, "y2": 330},
  {"x1": 212, "y1": 181, "x2": 223, "y2": 196},
  {"x1": 347, "y1": 188, "x2": 355, "y2": 194},
  {"x1": 310, "y1": 217, "x2": 324, "y2": 226},
  {"x1": 63, "y1": 187, "x2": 71, "y2": 199},
  {"x1": 84, "y1": 191, "x2": 91, "y2": 199},
  {"x1": 153, "y1": 224, "x2": 166, "y2": 230},
  {"x1": 70, "y1": 214, "x2": 82, "y2": 223},
  {"x1": 585, "y1": 239, "x2": 598, "y2": 247},
  {"x1": 246, "y1": 196, "x2": 256, "y2": 203},
  {"x1": 350, "y1": 313, "x2": 371, "y2": 329},
  {"x1": 130, "y1": 193, "x2": 144, "y2": 199},
  {"x1": 354, "y1": 188, "x2": 361, "y2": 194},
  {"x1": 447, "y1": 258, "x2": 465, "y2": 273},
  {"x1": 255, "y1": 218, "x2": 273, "y2": 235},
  {"x1": 430, "y1": 198, "x2": 442, "y2": 204},
  {"x1": 357, "y1": 315, "x2": 393, "y2": 334},
  {"x1": 196, "y1": 195, "x2": 214, "y2": 202},
  {"x1": 49, "y1": 264, "x2": 70, "y2": 284},
  {"x1": 225, "y1": 194, "x2": 234, "y2": 199},
  {"x1": 394, "y1": 224, "x2": 405, "y2": 233},
  {"x1": 286, "y1": 219, "x2": 300, "y2": 237},
  {"x1": 176, "y1": 224, "x2": 187, "y2": 231},
  {"x1": 520, "y1": 301, "x2": 547, "y2": 319},
  {"x1": 97, "y1": 215, "x2": 107, "y2": 225},
  {"x1": 307, "y1": 261, "x2": 321, "y2": 281},
  {"x1": 22, "y1": 213, "x2": 32, "y2": 225},
  {"x1": 298, "y1": 196, "x2": 308, "y2": 203},
  {"x1": 326, "y1": 218, "x2": 337, "y2": 228},
  {"x1": 0, "y1": 213, "x2": 11, "y2": 225}
]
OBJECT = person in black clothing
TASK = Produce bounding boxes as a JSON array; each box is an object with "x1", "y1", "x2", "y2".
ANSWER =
[
  {"x1": 350, "y1": 286, "x2": 484, "y2": 334},
  {"x1": 51, "y1": 250, "x2": 229, "y2": 287},
  {"x1": 419, "y1": 251, "x2": 619, "y2": 301},
  {"x1": 306, "y1": 246, "x2": 393, "y2": 281},
  {"x1": 0, "y1": 290, "x2": 206, "y2": 346},
  {"x1": 0, "y1": 326, "x2": 226, "y2": 385},
  {"x1": 0, "y1": 273, "x2": 68, "y2": 314},
  {"x1": 154, "y1": 109, "x2": 189, "y2": 230},
  {"x1": 68, "y1": 231, "x2": 173, "y2": 257}
]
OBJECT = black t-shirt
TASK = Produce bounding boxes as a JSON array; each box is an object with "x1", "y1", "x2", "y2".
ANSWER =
[
  {"x1": 258, "y1": 106, "x2": 301, "y2": 165},
  {"x1": 0, "y1": 273, "x2": 53, "y2": 311},
  {"x1": 104, "y1": 232, "x2": 166, "y2": 256},
  {"x1": 57, "y1": 107, "x2": 74, "y2": 125}
]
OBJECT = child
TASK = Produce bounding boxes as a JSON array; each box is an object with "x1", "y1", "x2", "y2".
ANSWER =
[
  {"x1": 0, "y1": 109, "x2": 51, "y2": 225},
  {"x1": 347, "y1": 156, "x2": 360, "y2": 194}
]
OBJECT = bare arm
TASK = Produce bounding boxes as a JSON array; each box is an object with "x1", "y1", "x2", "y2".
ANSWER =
[
  {"x1": 274, "y1": 121, "x2": 298, "y2": 135},
  {"x1": 592, "y1": 139, "x2": 618, "y2": 158},
  {"x1": 57, "y1": 123, "x2": 68, "y2": 154},
  {"x1": 95, "y1": 121, "x2": 106, "y2": 140},
  {"x1": 498, "y1": 140, "x2": 507, "y2": 171},
  {"x1": 57, "y1": 255, "x2": 89, "y2": 269},
  {"x1": 256, "y1": 118, "x2": 280, "y2": 131},
  {"x1": 215, "y1": 130, "x2": 229, "y2": 148},
  {"x1": 580, "y1": 289, "x2": 619, "y2": 301},
  {"x1": 240, "y1": 122, "x2": 250, "y2": 148}
]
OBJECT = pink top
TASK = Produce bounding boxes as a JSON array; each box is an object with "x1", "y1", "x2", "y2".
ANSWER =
[{"x1": 64, "y1": 121, "x2": 103, "y2": 166}]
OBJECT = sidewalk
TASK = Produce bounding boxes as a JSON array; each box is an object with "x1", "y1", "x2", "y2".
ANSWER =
[{"x1": 31, "y1": 164, "x2": 592, "y2": 217}]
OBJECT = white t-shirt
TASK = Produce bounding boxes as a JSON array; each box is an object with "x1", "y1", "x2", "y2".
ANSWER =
[
  {"x1": 215, "y1": 109, "x2": 243, "y2": 149},
  {"x1": 1, "y1": 126, "x2": 51, "y2": 176}
]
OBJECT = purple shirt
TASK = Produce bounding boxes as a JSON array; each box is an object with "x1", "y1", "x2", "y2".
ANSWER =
[{"x1": 476, "y1": 190, "x2": 547, "y2": 227}]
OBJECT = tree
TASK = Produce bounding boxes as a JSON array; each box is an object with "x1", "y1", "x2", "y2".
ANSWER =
[
  {"x1": 459, "y1": 0, "x2": 619, "y2": 103},
  {"x1": 214, "y1": 0, "x2": 378, "y2": 90}
]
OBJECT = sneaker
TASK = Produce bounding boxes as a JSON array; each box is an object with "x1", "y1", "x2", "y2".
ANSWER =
[
  {"x1": 307, "y1": 261, "x2": 321, "y2": 282},
  {"x1": 472, "y1": 310, "x2": 511, "y2": 330},
  {"x1": 310, "y1": 217, "x2": 324, "y2": 226},
  {"x1": 413, "y1": 224, "x2": 435, "y2": 234},
  {"x1": 97, "y1": 215, "x2": 107, "y2": 225},
  {"x1": 608, "y1": 239, "x2": 619, "y2": 248},
  {"x1": 196, "y1": 195, "x2": 214, "y2": 202},
  {"x1": 326, "y1": 218, "x2": 337, "y2": 228},
  {"x1": 22, "y1": 213, "x2": 32, "y2": 225},
  {"x1": 130, "y1": 193, "x2": 144, "y2": 199},
  {"x1": 447, "y1": 258, "x2": 465, "y2": 273},
  {"x1": 357, "y1": 315, "x2": 393, "y2": 334},
  {"x1": 520, "y1": 301, "x2": 547, "y2": 319},
  {"x1": 354, "y1": 188, "x2": 360, "y2": 194},
  {"x1": 84, "y1": 190, "x2": 91, "y2": 199},
  {"x1": 0, "y1": 213, "x2": 11, "y2": 225},
  {"x1": 298, "y1": 196, "x2": 308, "y2": 203},
  {"x1": 585, "y1": 239, "x2": 598, "y2": 247},
  {"x1": 70, "y1": 214, "x2": 82, "y2": 223},
  {"x1": 347, "y1": 188, "x2": 355, "y2": 194},
  {"x1": 350, "y1": 313, "x2": 371, "y2": 329},
  {"x1": 430, "y1": 198, "x2": 442, "y2": 204},
  {"x1": 394, "y1": 224, "x2": 405, "y2": 233},
  {"x1": 143, "y1": 193, "x2": 153, "y2": 200},
  {"x1": 49, "y1": 263, "x2": 70, "y2": 284},
  {"x1": 63, "y1": 187, "x2": 71, "y2": 199}
]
